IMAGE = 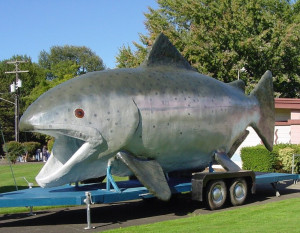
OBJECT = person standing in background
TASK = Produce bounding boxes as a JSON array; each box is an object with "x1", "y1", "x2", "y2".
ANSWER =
[{"x1": 42, "y1": 146, "x2": 48, "y2": 162}]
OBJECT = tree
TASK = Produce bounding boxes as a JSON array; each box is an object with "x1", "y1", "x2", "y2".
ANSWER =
[
  {"x1": 39, "y1": 45, "x2": 106, "y2": 80},
  {"x1": 23, "y1": 45, "x2": 107, "y2": 110},
  {"x1": 116, "y1": 0, "x2": 300, "y2": 97},
  {"x1": 0, "y1": 56, "x2": 47, "y2": 157},
  {"x1": 0, "y1": 56, "x2": 46, "y2": 143}
]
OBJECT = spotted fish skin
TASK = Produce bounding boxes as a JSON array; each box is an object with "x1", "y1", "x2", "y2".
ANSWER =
[{"x1": 19, "y1": 33, "x2": 274, "y2": 190}]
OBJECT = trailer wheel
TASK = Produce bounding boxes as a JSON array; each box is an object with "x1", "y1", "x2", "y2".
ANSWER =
[
  {"x1": 206, "y1": 180, "x2": 227, "y2": 210},
  {"x1": 229, "y1": 178, "x2": 247, "y2": 206}
]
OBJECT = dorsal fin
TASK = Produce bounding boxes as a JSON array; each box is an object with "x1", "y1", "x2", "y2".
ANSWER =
[
  {"x1": 141, "y1": 33, "x2": 195, "y2": 70},
  {"x1": 228, "y1": 80, "x2": 245, "y2": 93}
]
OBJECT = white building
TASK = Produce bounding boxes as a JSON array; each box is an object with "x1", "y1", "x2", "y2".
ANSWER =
[{"x1": 232, "y1": 98, "x2": 300, "y2": 166}]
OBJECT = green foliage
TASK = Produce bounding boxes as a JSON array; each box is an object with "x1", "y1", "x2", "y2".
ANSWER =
[
  {"x1": 38, "y1": 45, "x2": 105, "y2": 78},
  {"x1": 3, "y1": 141, "x2": 24, "y2": 163},
  {"x1": 117, "y1": 0, "x2": 300, "y2": 97},
  {"x1": 22, "y1": 141, "x2": 41, "y2": 157},
  {"x1": 277, "y1": 145, "x2": 300, "y2": 173},
  {"x1": 22, "y1": 45, "x2": 107, "y2": 109},
  {"x1": 2, "y1": 141, "x2": 41, "y2": 162},
  {"x1": 241, "y1": 145, "x2": 275, "y2": 172},
  {"x1": 241, "y1": 144, "x2": 300, "y2": 173},
  {"x1": 278, "y1": 147, "x2": 294, "y2": 172},
  {"x1": 116, "y1": 42, "x2": 148, "y2": 68},
  {"x1": 47, "y1": 137, "x2": 55, "y2": 152}
]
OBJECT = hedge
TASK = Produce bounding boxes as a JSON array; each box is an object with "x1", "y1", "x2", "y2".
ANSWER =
[
  {"x1": 2, "y1": 141, "x2": 24, "y2": 163},
  {"x1": 241, "y1": 145, "x2": 276, "y2": 172},
  {"x1": 241, "y1": 144, "x2": 300, "y2": 173},
  {"x1": 23, "y1": 142, "x2": 41, "y2": 156},
  {"x1": 2, "y1": 141, "x2": 42, "y2": 163}
]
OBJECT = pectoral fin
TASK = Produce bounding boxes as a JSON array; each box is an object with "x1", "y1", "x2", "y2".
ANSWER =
[
  {"x1": 115, "y1": 152, "x2": 171, "y2": 201},
  {"x1": 214, "y1": 151, "x2": 241, "y2": 172}
]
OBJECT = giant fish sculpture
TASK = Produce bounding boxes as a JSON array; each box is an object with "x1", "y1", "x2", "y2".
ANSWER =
[{"x1": 20, "y1": 33, "x2": 274, "y2": 201}]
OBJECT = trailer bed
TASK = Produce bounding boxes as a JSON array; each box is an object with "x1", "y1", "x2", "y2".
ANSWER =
[
  {"x1": 255, "y1": 172, "x2": 298, "y2": 184},
  {"x1": 0, "y1": 178, "x2": 191, "y2": 208},
  {"x1": 0, "y1": 173, "x2": 298, "y2": 208}
]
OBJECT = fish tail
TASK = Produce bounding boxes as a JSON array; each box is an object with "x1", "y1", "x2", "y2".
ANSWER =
[{"x1": 250, "y1": 70, "x2": 275, "y2": 151}]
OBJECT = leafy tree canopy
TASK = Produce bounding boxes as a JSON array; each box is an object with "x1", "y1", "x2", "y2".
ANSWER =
[
  {"x1": 39, "y1": 45, "x2": 106, "y2": 80},
  {"x1": 116, "y1": 0, "x2": 300, "y2": 97},
  {"x1": 25, "y1": 45, "x2": 107, "y2": 108}
]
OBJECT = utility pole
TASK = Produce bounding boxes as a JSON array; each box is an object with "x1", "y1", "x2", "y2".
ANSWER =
[{"x1": 5, "y1": 60, "x2": 28, "y2": 142}]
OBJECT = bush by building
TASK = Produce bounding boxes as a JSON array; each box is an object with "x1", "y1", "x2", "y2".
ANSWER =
[
  {"x1": 241, "y1": 145, "x2": 276, "y2": 172},
  {"x1": 241, "y1": 144, "x2": 300, "y2": 173}
]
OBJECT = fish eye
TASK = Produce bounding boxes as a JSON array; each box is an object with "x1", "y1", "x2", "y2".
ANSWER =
[{"x1": 75, "y1": 109, "x2": 85, "y2": 118}]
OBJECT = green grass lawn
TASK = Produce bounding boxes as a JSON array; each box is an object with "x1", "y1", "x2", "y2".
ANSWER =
[
  {"x1": 104, "y1": 197, "x2": 300, "y2": 233},
  {"x1": 0, "y1": 162, "x2": 44, "y2": 193}
]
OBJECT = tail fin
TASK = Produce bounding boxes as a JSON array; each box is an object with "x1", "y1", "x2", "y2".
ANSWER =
[{"x1": 250, "y1": 71, "x2": 275, "y2": 151}]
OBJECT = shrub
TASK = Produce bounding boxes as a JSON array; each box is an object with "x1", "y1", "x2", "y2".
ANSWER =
[
  {"x1": 241, "y1": 145, "x2": 275, "y2": 172},
  {"x1": 22, "y1": 142, "x2": 41, "y2": 158},
  {"x1": 278, "y1": 147, "x2": 295, "y2": 173},
  {"x1": 277, "y1": 145, "x2": 300, "y2": 173},
  {"x1": 241, "y1": 144, "x2": 300, "y2": 173},
  {"x1": 47, "y1": 137, "x2": 55, "y2": 152},
  {"x1": 3, "y1": 141, "x2": 24, "y2": 163}
]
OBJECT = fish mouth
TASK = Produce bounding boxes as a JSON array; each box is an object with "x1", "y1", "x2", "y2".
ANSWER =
[{"x1": 27, "y1": 124, "x2": 104, "y2": 187}]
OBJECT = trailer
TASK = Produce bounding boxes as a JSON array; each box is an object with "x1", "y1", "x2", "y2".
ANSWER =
[{"x1": 0, "y1": 171, "x2": 299, "y2": 229}]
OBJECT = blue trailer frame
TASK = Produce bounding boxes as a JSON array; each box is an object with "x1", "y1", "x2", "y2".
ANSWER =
[
  {"x1": 0, "y1": 178, "x2": 192, "y2": 208},
  {"x1": 0, "y1": 172, "x2": 298, "y2": 208}
]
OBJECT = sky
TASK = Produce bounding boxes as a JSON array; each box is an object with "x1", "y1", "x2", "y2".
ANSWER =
[{"x1": 0, "y1": 0, "x2": 158, "y2": 69}]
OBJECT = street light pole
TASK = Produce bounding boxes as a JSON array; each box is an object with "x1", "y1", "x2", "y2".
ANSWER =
[
  {"x1": 5, "y1": 60, "x2": 28, "y2": 142},
  {"x1": 15, "y1": 87, "x2": 19, "y2": 142}
]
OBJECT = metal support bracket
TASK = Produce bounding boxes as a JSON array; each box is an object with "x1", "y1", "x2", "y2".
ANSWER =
[
  {"x1": 84, "y1": 192, "x2": 95, "y2": 230},
  {"x1": 27, "y1": 206, "x2": 36, "y2": 216},
  {"x1": 106, "y1": 159, "x2": 121, "y2": 193},
  {"x1": 208, "y1": 162, "x2": 214, "y2": 173},
  {"x1": 24, "y1": 177, "x2": 36, "y2": 216},
  {"x1": 214, "y1": 151, "x2": 241, "y2": 171},
  {"x1": 271, "y1": 182, "x2": 281, "y2": 197}
]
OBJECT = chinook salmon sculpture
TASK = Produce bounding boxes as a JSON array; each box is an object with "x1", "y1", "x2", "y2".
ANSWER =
[{"x1": 20, "y1": 33, "x2": 274, "y2": 201}]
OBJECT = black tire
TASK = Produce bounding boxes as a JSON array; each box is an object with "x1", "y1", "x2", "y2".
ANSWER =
[
  {"x1": 206, "y1": 180, "x2": 227, "y2": 210},
  {"x1": 229, "y1": 178, "x2": 247, "y2": 206}
]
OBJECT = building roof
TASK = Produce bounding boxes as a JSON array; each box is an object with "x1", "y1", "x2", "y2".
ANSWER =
[{"x1": 275, "y1": 98, "x2": 300, "y2": 110}]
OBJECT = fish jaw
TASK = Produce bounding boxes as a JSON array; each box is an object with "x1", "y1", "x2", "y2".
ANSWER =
[
  {"x1": 36, "y1": 136, "x2": 104, "y2": 187},
  {"x1": 19, "y1": 117, "x2": 105, "y2": 187}
]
